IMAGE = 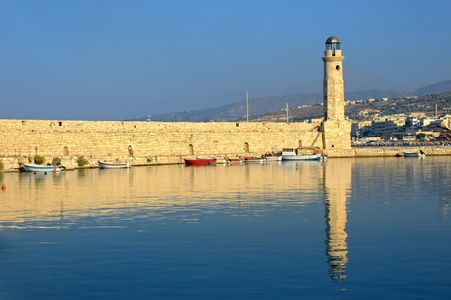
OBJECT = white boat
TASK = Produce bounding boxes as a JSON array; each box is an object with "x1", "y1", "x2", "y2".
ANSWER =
[
  {"x1": 213, "y1": 157, "x2": 227, "y2": 164},
  {"x1": 98, "y1": 161, "x2": 130, "y2": 169},
  {"x1": 264, "y1": 154, "x2": 282, "y2": 161},
  {"x1": 281, "y1": 148, "x2": 322, "y2": 161},
  {"x1": 403, "y1": 151, "x2": 425, "y2": 158},
  {"x1": 23, "y1": 164, "x2": 64, "y2": 172}
]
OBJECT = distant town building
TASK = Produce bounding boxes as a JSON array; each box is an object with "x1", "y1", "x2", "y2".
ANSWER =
[
  {"x1": 372, "y1": 116, "x2": 405, "y2": 137},
  {"x1": 358, "y1": 109, "x2": 380, "y2": 116},
  {"x1": 405, "y1": 116, "x2": 419, "y2": 131}
]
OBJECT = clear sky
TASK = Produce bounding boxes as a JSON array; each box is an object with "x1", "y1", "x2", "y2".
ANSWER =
[{"x1": 1, "y1": 0, "x2": 450, "y2": 121}]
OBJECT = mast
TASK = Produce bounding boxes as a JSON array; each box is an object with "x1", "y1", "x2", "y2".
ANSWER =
[
  {"x1": 246, "y1": 90, "x2": 249, "y2": 122},
  {"x1": 286, "y1": 103, "x2": 289, "y2": 123},
  {"x1": 286, "y1": 102, "x2": 292, "y2": 123}
]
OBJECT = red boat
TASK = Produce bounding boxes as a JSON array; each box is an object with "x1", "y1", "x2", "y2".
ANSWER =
[
  {"x1": 227, "y1": 158, "x2": 243, "y2": 164},
  {"x1": 224, "y1": 156, "x2": 243, "y2": 164},
  {"x1": 184, "y1": 158, "x2": 216, "y2": 165}
]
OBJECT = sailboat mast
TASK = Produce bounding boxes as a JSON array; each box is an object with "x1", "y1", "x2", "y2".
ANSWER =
[
  {"x1": 246, "y1": 90, "x2": 249, "y2": 122},
  {"x1": 286, "y1": 103, "x2": 289, "y2": 123}
]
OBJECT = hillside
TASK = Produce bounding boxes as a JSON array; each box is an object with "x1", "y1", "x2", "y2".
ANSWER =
[
  {"x1": 254, "y1": 91, "x2": 451, "y2": 123},
  {"x1": 346, "y1": 91, "x2": 451, "y2": 121},
  {"x1": 415, "y1": 80, "x2": 451, "y2": 96},
  {"x1": 132, "y1": 80, "x2": 451, "y2": 122}
]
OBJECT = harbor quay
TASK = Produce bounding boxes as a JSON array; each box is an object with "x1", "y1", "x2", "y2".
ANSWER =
[
  {"x1": 1, "y1": 118, "x2": 451, "y2": 172},
  {"x1": 326, "y1": 145, "x2": 451, "y2": 158}
]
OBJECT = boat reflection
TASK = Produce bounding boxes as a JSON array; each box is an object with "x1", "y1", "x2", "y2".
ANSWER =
[{"x1": 0, "y1": 163, "x2": 324, "y2": 228}]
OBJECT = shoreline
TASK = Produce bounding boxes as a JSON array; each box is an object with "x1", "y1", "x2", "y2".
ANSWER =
[{"x1": 2, "y1": 145, "x2": 451, "y2": 173}]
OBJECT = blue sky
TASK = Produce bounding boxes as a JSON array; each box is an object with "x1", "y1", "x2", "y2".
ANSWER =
[{"x1": 1, "y1": 0, "x2": 450, "y2": 121}]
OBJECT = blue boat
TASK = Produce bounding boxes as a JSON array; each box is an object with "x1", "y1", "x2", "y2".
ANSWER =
[{"x1": 23, "y1": 164, "x2": 64, "y2": 172}]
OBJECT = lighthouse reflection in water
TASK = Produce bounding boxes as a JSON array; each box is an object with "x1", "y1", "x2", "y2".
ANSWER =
[
  {"x1": 324, "y1": 159, "x2": 349, "y2": 281},
  {"x1": 1, "y1": 157, "x2": 451, "y2": 299}
]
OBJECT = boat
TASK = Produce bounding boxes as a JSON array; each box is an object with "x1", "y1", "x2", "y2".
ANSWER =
[
  {"x1": 98, "y1": 161, "x2": 130, "y2": 169},
  {"x1": 281, "y1": 148, "x2": 322, "y2": 161},
  {"x1": 224, "y1": 156, "x2": 243, "y2": 164},
  {"x1": 403, "y1": 151, "x2": 425, "y2": 158},
  {"x1": 243, "y1": 156, "x2": 265, "y2": 163},
  {"x1": 184, "y1": 158, "x2": 216, "y2": 165},
  {"x1": 264, "y1": 153, "x2": 282, "y2": 161},
  {"x1": 213, "y1": 157, "x2": 227, "y2": 164},
  {"x1": 23, "y1": 164, "x2": 64, "y2": 172},
  {"x1": 228, "y1": 158, "x2": 243, "y2": 164}
]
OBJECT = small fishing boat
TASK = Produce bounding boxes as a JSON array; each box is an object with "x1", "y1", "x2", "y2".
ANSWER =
[
  {"x1": 281, "y1": 148, "x2": 322, "y2": 161},
  {"x1": 264, "y1": 154, "x2": 282, "y2": 161},
  {"x1": 224, "y1": 156, "x2": 243, "y2": 164},
  {"x1": 184, "y1": 158, "x2": 216, "y2": 165},
  {"x1": 213, "y1": 157, "x2": 227, "y2": 164},
  {"x1": 228, "y1": 158, "x2": 243, "y2": 164},
  {"x1": 403, "y1": 151, "x2": 425, "y2": 158},
  {"x1": 23, "y1": 164, "x2": 64, "y2": 172},
  {"x1": 243, "y1": 156, "x2": 265, "y2": 163},
  {"x1": 98, "y1": 161, "x2": 130, "y2": 169}
]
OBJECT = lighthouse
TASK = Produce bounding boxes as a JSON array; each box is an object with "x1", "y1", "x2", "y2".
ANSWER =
[{"x1": 322, "y1": 36, "x2": 351, "y2": 150}]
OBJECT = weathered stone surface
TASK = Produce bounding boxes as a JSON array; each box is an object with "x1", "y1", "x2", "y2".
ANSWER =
[
  {"x1": 322, "y1": 41, "x2": 351, "y2": 150},
  {"x1": 0, "y1": 119, "x2": 323, "y2": 170}
]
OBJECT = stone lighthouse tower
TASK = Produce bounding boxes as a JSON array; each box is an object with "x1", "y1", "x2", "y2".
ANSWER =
[{"x1": 322, "y1": 36, "x2": 351, "y2": 150}]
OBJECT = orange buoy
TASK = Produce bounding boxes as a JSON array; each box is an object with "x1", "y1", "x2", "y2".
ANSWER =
[
  {"x1": 53, "y1": 168, "x2": 56, "y2": 174},
  {"x1": 1, "y1": 183, "x2": 5, "y2": 191}
]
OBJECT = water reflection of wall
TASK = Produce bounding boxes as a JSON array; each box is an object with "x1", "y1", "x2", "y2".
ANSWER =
[
  {"x1": 324, "y1": 159, "x2": 351, "y2": 281},
  {"x1": 0, "y1": 162, "x2": 325, "y2": 228}
]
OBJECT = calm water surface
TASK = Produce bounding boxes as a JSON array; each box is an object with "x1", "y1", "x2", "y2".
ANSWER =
[{"x1": 1, "y1": 157, "x2": 451, "y2": 299}]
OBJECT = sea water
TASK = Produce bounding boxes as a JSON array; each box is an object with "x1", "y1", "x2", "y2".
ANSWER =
[{"x1": 0, "y1": 157, "x2": 451, "y2": 299}]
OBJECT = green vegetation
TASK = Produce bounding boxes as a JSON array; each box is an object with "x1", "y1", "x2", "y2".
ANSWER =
[
  {"x1": 34, "y1": 155, "x2": 46, "y2": 165},
  {"x1": 416, "y1": 133, "x2": 426, "y2": 140},
  {"x1": 77, "y1": 157, "x2": 89, "y2": 167},
  {"x1": 146, "y1": 157, "x2": 152, "y2": 163},
  {"x1": 0, "y1": 159, "x2": 4, "y2": 170}
]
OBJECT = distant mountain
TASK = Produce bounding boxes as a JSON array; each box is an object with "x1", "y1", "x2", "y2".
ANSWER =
[
  {"x1": 131, "y1": 80, "x2": 451, "y2": 122},
  {"x1": 415, "y1": 80, "x2": 451, "y2": 96}
]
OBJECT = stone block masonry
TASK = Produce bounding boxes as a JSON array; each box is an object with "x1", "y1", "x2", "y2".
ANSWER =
[{"x1": 0, "y1": 119, "x2": 323, "y2": 171}]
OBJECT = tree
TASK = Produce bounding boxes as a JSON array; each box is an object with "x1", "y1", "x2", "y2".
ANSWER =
[{"x1": 416, "y1": 133, "x2": 426, "y2": 140}]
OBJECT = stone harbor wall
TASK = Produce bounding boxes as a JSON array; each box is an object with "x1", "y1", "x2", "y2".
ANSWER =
[
  {"x1": 2, "y1": 119, "x2": 450, "y2": 172},
  {"x1": 0, "y1": 119, "x2": 323, "y2": 170}
]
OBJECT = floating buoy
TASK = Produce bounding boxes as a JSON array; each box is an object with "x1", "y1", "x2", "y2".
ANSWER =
[
  {"x1": 1, "y1": 183, "x2": 5, "y2": 191},
  {"x1": 53, "y1": 168, "x2": 56, "y2": 174}
]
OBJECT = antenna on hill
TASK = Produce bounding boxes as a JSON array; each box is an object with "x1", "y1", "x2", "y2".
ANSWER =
[{"x1": 246, "y1": 90, "x2": 249, "y2": 122}]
